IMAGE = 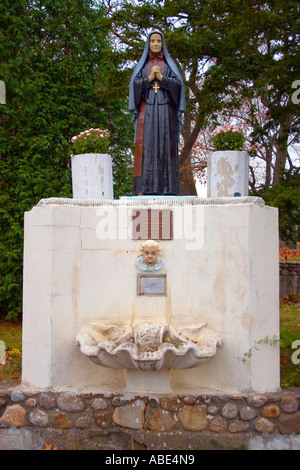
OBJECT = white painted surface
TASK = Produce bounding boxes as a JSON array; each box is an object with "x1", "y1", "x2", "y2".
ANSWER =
[
  {"x1": 71, "y1": 153, "x2": 113, "y2": 199},
  {"x1": 22, "y1": 198, "x2": 280, "y2": 395},
  {"x1": 0, "y1": 341, "x2": 5, "y2": 365},
  {"x1": 207, "y1": 151, "x2": 249, "y2": 197}
]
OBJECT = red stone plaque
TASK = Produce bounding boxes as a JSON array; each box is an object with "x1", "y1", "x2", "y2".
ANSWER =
[{"x1": 131, "y1": 209, "x2": 173, "y2": 240}]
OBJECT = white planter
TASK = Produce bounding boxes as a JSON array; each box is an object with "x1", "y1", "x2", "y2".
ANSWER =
[
  {"x1": 71, "y1": 153, "x2": 113, "y2": 199},
  {"x1": 207, "y1": 151, "x2": 249, "y2": 198}
]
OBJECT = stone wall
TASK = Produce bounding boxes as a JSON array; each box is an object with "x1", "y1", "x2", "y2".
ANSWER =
[
  {"x1": 0, "y1": 383, "x2": 300, "y2": 450},
  {"x1": 280, "y1": 262, "x2": 300, "y2": 298}
]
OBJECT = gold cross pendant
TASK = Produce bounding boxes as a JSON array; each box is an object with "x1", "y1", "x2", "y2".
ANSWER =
[{"x1": 153, "y1": 81, "x2": 160, "y2": 93}]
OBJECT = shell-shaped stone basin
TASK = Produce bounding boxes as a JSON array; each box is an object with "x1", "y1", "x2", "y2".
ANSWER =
[{"x1": 76, "y1": 322, "x2": 221, "y2": 371}]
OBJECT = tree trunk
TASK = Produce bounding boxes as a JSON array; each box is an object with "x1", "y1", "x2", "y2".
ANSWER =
[
  {"x1": 179, "y1": 112, "x2": 201, "y2": 195},
  {"x1": 272, "y1": 119, "x2": 291, "y2": 186},
  {"x1": 264, "y1": 145, "x2": 273, "y2": 187},
  {"x1": 180, "y1": 161, "x2": 197, "y2": 195}
]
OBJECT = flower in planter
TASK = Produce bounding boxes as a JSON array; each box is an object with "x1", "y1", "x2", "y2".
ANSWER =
[
  {"x1": 71, "y1": 128, "x2": 110, "y2": 155},
  {"x1": 211, "y1": 124, "x2": 245, "y2": 151}
]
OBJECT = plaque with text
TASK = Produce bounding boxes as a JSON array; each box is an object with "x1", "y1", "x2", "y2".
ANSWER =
[
  {"x1": 137, "y1": 274, "x2": 167, "y2": 296},
  {"x1": 132, "y1": 209, "x2": 173, "y2": 240}
]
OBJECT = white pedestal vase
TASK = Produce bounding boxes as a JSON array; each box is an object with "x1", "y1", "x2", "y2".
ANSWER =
[
  {"x1": 71, "y1": 153, "x2": 113, "y2": 199},
  {"x1": 207, "y1": 150, "x2": 249, "y2": 198}
]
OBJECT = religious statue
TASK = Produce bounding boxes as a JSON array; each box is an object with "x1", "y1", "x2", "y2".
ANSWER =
[
  {"x1": 129, "y1": 30, "x2": 186, "y2": 196},
  {"x1": 137, "y1": 240, "x2": 165, "y2": 273}
]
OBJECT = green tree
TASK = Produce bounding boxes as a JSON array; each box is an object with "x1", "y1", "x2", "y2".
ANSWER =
[
  {"x1": 107, "y1": 0, "x2": 300, "y2": 192},
  {"x1": 201, "y1": 0, "x2": 300, "y2": 186},
  {"x1": 95, "y1": 44, "x2": 134, "y2": 197},
  {"x1": 253, "y1": 169, "x2": 300, "y2": 244},
  {"x1": 0, "y1": 0, "x2": 132, "y2": 320}
]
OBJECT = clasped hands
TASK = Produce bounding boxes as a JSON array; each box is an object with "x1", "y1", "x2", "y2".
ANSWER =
[{"x1": 149, "y1": 65, "x2": 163, "y2": 82}]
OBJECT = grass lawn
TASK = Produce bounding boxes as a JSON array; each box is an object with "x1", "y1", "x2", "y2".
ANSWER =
[
  {"x1": 280, "y1": 294, "x2": 300, "y2": 387},
  {"x1": 0, "y1": 294, "x2": 299, "y2": 387},
  {"x1": 0, "y1": 320, "x2": 22, "y2": 383}
]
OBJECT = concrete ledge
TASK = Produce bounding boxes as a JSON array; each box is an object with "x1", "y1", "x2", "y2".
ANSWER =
[{"x1": 37, "y1": 196, "x2": 265, "y2": 207}]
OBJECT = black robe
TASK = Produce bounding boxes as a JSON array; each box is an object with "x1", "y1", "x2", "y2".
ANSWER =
[{"x1": 132, "y1": 61, "x2": 182, "y2": 196}]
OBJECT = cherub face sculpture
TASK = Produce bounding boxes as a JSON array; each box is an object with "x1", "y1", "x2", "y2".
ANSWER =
[
  {"x1": 142, "y1": 245, "x2": 159, "y2": 265},
  {"x1": 137, "y1": 240, "x2": 164, "y2": 273}
]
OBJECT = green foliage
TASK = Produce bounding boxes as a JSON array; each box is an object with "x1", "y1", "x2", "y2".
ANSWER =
[
  {"x1": 108, "y1": 0, "x2": 300, "y2": 188},
  {"x1": 280, "y1": 295, "x2": 300, "y2": 388},
  {"x1": 211, "y1": 130, "x2": 245, "y2": 151},
  {"x1": 0, "y1": 320, "x2": 22, "y2": 382},
  {"x1": 1, "y1": 0, "x2": 299, "y2": 319},
  {"x1": 211, "y1": 126, "x2": 246, "y2": 151},
  {"x1": 237, "y1": 335, "x2": 280, "y2": 365},
  {"x1": 253, "y1": 169, "x2": 300, "y2": 243},
  {"x1": 71, "y1": 129, "x2": 110, "y2": 155},
  {"x1": 0, "y1": 0, "x2": 133, "y2": 321}
]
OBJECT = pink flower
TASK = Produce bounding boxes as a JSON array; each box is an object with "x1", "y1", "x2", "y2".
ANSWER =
[{"x1": 212, "y1": 124, "x2": 242, "y2": 136}]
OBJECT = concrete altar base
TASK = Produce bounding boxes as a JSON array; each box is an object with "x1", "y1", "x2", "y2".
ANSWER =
[{"x1": 22, "y1": 196, "x2": 280, "y2": 395}]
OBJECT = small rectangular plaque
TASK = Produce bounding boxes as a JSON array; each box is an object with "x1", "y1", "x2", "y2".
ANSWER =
[{"x1": 137, "y1": 274, "x2": 167, "y2": 296}]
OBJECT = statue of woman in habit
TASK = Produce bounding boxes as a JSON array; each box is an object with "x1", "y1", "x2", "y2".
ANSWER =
[{"x1": 129, "y1": 30, "x2": 186, "y2": 196}]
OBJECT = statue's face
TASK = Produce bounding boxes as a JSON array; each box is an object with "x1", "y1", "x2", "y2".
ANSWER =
[
  {"x1": 142, "y1": 246, "x2": 159, "y2": 265},
  {"x1": 149, "y1": 33, "x2": 162, "y2": 54}
]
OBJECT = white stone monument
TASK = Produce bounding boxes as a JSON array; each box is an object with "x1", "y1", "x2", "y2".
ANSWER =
[{"x1": 22, "y1": 196, "x2": 280, "y2": 395}]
